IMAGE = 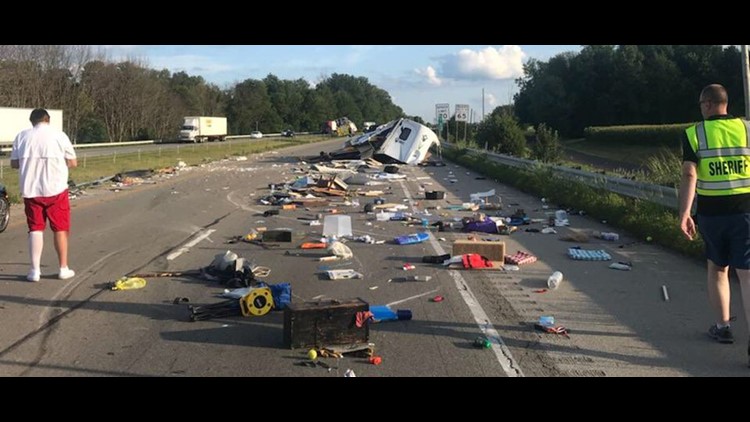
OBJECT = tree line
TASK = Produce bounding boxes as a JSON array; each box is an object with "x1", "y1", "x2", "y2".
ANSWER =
[
  {"x1": 514, "y1": 45, "x2": 747, "y2": 138},
  {"x1": 0, "y1": 45, "x2": 404, "y2": 143}
]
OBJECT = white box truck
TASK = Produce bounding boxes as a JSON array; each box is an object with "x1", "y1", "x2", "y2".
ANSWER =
[
  {"x1": 179, "y1": 116, "x2": 227, "y2": 143},
  {"x1": 0, "y1": 107, "x2": 64, "y2": 149}
]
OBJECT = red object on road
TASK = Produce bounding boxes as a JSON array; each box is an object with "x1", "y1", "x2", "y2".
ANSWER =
[
  {"x1": 369, "y1": 356, "x2": 382, "y2": 365},
  {"x1": 431, "y1": 295, "x2": 444, "y2": 302}
]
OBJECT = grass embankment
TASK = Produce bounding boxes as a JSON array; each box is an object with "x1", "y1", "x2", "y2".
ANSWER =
[
  {"x1": 0, "y1": 135, "x2": 329, "y2": 204},
  {"x1": 442, "y1": 146, "x2": 704, "y2": 260},
  {"x1": 562, "y1": 138, "x2": 681, "y2": 168}
]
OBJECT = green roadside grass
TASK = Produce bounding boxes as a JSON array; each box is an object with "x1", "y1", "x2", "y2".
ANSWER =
[
  {"x1": 442, "y1": 146, "x2": 704, "y2": 261},
  {"x1": 1, "y1": 135, "x2": 331, "y2": 204},
  {"x1": 562, "y1": 138, "x2": 681, "y2": 167}
]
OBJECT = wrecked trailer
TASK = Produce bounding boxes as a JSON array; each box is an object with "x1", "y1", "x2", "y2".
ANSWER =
[{"x1": 312, "y1": 118, "x2": 440, "y2": 165}]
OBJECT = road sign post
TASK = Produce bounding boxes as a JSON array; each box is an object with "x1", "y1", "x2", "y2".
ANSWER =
[
  {"x1": 455, "y1": 104, "x2": 469, "y2": 144},
  {"x1": 436, "y1": 103, "x2": 449, "y2": 141}
]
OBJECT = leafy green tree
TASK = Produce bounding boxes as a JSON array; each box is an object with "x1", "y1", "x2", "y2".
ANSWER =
[
  {"x1": 531, "y1": 123, "x2": 562, "y2": 163},
  {"x1": 476, "y1": 107, "x2": 526, "y2": 156},
  {"x1": 226, "y1": 79, "x2": 281, "y2": 134}
]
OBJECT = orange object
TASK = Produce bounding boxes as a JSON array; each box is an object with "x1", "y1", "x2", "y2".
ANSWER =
[
  {"x1": 368, "y1": 356, "x2": 382, "y2": 365},
  {"x1": 282, "y1": 204, "x2": 297, "y2": 210},
  {"x1": 300, "y1": 242, "x2": 327, "y2": 249}
]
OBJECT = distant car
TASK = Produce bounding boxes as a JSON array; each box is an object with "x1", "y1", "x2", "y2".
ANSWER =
[
  {"x1": 281, "y1": 129, "x2": 295, "y2": 138},
  {"x1": 249, "y1": 131, "x2": 263, "y2": 139}
]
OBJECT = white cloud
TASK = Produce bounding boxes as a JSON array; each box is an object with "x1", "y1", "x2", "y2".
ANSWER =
[
  {"x1": 414, "y1": 65, "x2": 442, "y2": 86},
  {"x1": 147, "y1": 54, "x2": 235, "y2": 75},
  {"x1": 486, "y1": 92, "x2": 497, "y2": 106},
  {"x1": 438, "y1": 46, "x2": 526, "y2": 81}
]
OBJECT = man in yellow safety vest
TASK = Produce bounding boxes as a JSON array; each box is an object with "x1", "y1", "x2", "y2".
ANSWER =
[{"x1": 679, "y1": 83, "x2": 750, "y2": 368}]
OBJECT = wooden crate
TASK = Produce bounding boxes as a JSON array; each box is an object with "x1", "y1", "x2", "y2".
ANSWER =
[
  {"x1": 283, "y1": 298, "x2": 369, "y2": 349},
  {"x1": 452, "y1": 240, "x2": 506, "y2": 262}
]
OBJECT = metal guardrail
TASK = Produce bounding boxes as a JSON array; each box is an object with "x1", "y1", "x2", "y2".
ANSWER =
[
  {"x1": 443, "y1": 142, "x2": 679, "y2": 210},
  {"x1": 0, "y1": 140, "x2": 155, "y2": 153},
  {"x1": 0, "y1": 132, "x2": 317, "y2": 153}
]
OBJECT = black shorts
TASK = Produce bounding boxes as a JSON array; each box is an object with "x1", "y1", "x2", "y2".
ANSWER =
[{"x1": 696, "y1": 213, "x2": 750, "y2": 269}]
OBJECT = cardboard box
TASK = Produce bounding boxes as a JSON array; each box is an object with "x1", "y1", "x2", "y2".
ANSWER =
[{"x1": 452, "y1": 240, "x2": 506, "y2": 262}]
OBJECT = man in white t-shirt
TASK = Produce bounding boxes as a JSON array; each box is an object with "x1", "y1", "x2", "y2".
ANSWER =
[{"x1": 10, "y1": 108, "x2": 77, "y2": 282}]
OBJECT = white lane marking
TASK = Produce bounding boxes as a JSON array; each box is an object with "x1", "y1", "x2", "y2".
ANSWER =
[
  {"x1": 166, "y1": 229, "x2": 216, "y2": 261},
  {"x1": 387, "y1": 288, "x2": 441, "y2": 307},
  {"x1": 398, "y1": 179, "x2": 524, "y2": 377}
]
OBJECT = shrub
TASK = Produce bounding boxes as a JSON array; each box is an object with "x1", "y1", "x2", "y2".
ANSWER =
[{"x1": 531, "y1": 123, "x2": 563, "y2": 163}]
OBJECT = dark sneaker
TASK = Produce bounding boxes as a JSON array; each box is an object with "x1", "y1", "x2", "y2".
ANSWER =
[{"x1": 708, "y1": 324, "x2": 735, "y2": 344}]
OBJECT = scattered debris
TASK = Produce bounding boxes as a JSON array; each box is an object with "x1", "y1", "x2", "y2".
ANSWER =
[
  {"x1": 326, "y1": 269, "x2": 363, "y2": 280},
  {"x1": 568, "y1": 248, "x2": 611, "y2": 261},
  {"x1": 473, "y1": 336, "x2": 492, "y2": 348},
  {"x1": 609, "y1": 262, "x2": 632, "y2": 271},
  {"x1": 110, "y1": 277, "x2": 147, "y2": 291},
  {"x1": 547, "y1": 271, "x2": 563, "y2": 289},
  {"x1": 504, "y1": 251, "x2": 538, "y2": 266},
  {"x1": 534, "y1": 323, "x2": 571, "y2": 338}
]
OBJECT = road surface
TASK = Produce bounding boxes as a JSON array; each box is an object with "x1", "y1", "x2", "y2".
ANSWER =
[{"x1": 0, "y1": 139, "x2": 747, "y2": 376}]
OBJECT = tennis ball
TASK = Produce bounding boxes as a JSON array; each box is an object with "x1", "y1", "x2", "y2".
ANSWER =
[
  {"x1": 307, "y1": 349, "x2": 318, "y2": 360},
  {"x1": 646, "y1": 236, "x2": 653, "y2": 242}
]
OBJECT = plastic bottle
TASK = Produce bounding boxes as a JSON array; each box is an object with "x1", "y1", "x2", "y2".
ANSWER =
[
  {"x1": 539, "y1": 315, "x2": 555, "y2": 326},
  {"x1": 407, "y1": 275, "x2": 432, "y2": 282},
  {"x1": 547, "y1": 271, "x2": 563, "y2": 290},
  {"x1": 600, "y1": 232, "x2": 619, "y2": 241},
  {"x1": 473, "y1": 336, "x2": 492, "y2": 348}
]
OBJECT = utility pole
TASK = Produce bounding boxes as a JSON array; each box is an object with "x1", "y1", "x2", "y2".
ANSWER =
[
  {"x1": 463, "y1": 109, "x2": 468, "y2": 142},
  {"x1": 742, "y1": 45, "x2": 750, "y2": 119},
  {"x1": 482, "y1": 88, "x2": 485, "y2": 122}
]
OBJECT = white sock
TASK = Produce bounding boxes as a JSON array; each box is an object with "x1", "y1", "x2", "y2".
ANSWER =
[{"x1": 29, "y1": 231, "x2": 43, "y2": 271}]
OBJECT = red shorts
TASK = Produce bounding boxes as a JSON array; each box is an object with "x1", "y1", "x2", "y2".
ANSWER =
[{"x1": 24, "y1": 190, "x2": 70, "y2": 232}]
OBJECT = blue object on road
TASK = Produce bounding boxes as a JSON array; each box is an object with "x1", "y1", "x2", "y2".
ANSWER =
[
  {"x1": 567, "y1": 248, "x2": 611, "y2": 261},
  {"x1": 394, "y1": 232, "x2": 430, "y2": 245},
  {"x1": 370, "y1": 305, "x2": 398, "y2": 322}
]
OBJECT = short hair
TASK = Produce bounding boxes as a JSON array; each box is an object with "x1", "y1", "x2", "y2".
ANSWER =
[
  {"x1": 29, "y1": 108, "x2": 50, "y2": 125},
  {"x1": 700, "y1": 84, "x2": 728, "y2": 104}
]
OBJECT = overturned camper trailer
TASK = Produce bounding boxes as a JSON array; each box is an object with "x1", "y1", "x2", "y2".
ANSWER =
[{"x1": 314, "y1": 118, "x2": 440, "y2": 165}]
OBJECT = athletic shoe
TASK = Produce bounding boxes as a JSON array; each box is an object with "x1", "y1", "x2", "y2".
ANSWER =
[
  {"x1": 708, "y1": 324, "x2": 734, "y2": 344},
  {"x1": 27, "y1": 269, "x2": 40, "y2": 282},
  {"x1": 58, "y1": 268, "x2": 75, "y2": 280}
]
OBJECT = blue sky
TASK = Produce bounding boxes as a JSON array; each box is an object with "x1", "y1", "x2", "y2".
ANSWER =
[{"x1": 99, "y1": 45, "x2": 581, "y2": 123}]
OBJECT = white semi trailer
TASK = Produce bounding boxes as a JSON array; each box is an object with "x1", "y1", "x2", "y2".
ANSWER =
[
  {"x1": 0, "y1": 107, "x2": 64, "y2": 147},
  {"x1": 178, "y1": 116, "x2": 227, "y2": 143}
]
